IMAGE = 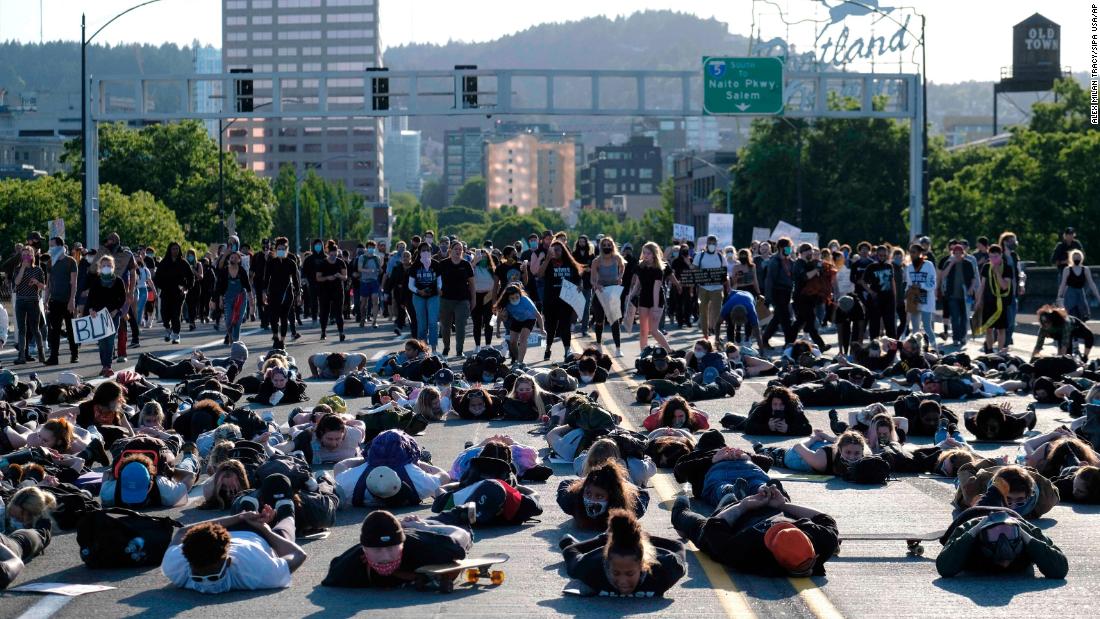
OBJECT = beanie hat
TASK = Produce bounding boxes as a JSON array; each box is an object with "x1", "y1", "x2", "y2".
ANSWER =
[
  {"x1": 231, "y1": 341, "x2": 249, "y2": 363},
  {"x1": 763, "y1": 522, "x2": 816, "y2": 574},
  {"x1": 837, "y1": 295, "x2": 855, "y2": 314},
  {"x1": 360, "y1": 510, "x2": 405, "y2": 547},
  {"x1": 365, "y1": 466, "x2": 402, "y2": 499}
]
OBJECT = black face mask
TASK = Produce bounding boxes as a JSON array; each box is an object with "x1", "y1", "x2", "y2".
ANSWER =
[
  {"x1": 979, "y1": 533, "x2": 1023, "y2": 564},
  {"x1": 601, "y1": 246, "x2": 612, "y2": 254}
]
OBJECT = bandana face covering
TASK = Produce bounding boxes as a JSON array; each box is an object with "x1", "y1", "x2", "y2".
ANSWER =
[
  {"x1": 583, "y1": 497, "x2": 609, "y2": 518},
  {"x1": 363, "y1": 548, "x2": 404, "y2": 575}
]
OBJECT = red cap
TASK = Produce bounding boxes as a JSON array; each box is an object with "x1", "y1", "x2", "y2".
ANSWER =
[{"x1": 764, "y1": 522, "x2": 816, "y2": 574}]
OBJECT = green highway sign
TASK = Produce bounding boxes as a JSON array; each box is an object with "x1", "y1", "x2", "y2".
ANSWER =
[{"x1": 702, "y1": 56, "x2": 784, "y2": 115}]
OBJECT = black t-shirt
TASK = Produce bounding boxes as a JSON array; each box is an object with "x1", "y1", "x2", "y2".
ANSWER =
[
  {"x1": 863, "y1": 262, "x2": 895, "y2": 296},
  {"x1": 635, "y1": 264, "x2": 670, "y2": 308},
  {"x1": 411, "y1": 261, "x2": 440, "y2": 295},
  {"x1": 436, "y1": 258, "x2": 474, "y2": 301},
  {"x1": 979, "y1": 262, "x2": 1014, "y2": 305},
  {"x1": 850, "y1": 256, "x2": 873, "y2": 294},
  {"x1": 495, "y1": 261, "x2": 524, "y2": 287},
  {"x1": 316, "y1": 258, "x2": 347, "y2": 296},
  {"x1": 542, "y1": 260, "x2": 579, "y2": 304}
]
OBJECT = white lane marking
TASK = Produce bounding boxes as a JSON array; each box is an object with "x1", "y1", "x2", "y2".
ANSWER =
[{"x1": 16, "y1": 594, "x2": 73, "y2": 619}]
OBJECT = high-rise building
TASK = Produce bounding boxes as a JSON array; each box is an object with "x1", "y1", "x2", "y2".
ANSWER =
[
  {"x1": 485, "y1": 133, "x2": 575, "y2": 214},
  {"x1": 221, "y1": 0, "x2": 384, "y2": 211},
  {"x1": 443, "y1": 127, "x2": 485, "y2": 206},
  {"x1": 384, "y1": 129, "x2": 422, "y2": 196},
  {"x1": 579, "y1": 135, "x2": 662, "y2": 211},
  {"x1": 192, "y1": 42, "x2": 222, "y2": 140},
  {"x1": 672, "y1": 151, "x2": 738, "y2": 236}
]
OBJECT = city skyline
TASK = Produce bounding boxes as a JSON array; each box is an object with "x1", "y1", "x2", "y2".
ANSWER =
[{"x1": 0, "y1": 0, "x2": 1089, "y2": 85}]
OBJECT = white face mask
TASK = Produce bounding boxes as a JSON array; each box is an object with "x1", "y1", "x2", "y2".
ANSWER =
[
  {"x1": 707, "y1": 244, "x2": 717, "y2": 253},
  {"x1": 693, "y1": 350, "x2": 705, "y2": 359},
  {"x1": 579, "y1": 374, "x2": 594, "y2": 384}
]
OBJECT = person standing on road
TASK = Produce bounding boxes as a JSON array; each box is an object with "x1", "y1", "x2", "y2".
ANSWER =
[
  {"x1": 537, "y1": 241, "x2": 582, "y2": 361},
  {"x1": 213, "y1": 252, "x2": 252, "y2": 345},
  {"x1": 315, "y1": 240, "x2": 348, "y2": 342},
  {"x1": 861, "y1": 245, "x2": 898, "y2": 339},
  {"x1": 262, "y1": 237, "x2": 301, "y2": 350},
  {"x1": 573, "y1": 235, "x2": 595, "y2": 337},
  {"x1": 81, "y1": 254, "x2": 127, "y2": 377},
  {"x1": 630, "y1": 242, "x2": 678, "y2": 354},
  {"x1": 470, "y1": 248, "x2": 497, "y2": 351},
  {"x1": 940, "y1": 243, "x2": 978, "y2": 347},
  {"x1": 789, "y1": 244, "x2": 829, "y2": 351},
  {"x1": 590, "y1": 237, "x2": 625, "y2": 357},
  {"x1": 302, "y1": 238, "x2": 325, "y2": 325},
  {"x1": 161, "y1": 503, "x2": 308, "y2": 594},
  {"x1": 409, "y1": 242, "x2": 442, "y2": 354},
  {"x1": 904, "y1": 243, "x2": 939, "y2": 354},
  {"x1": 975, "y1": 244, "x2": 1014, "y2": 354},
  {"x1": 436, "y1": 242, "x2": 476, "y2": 358},
  {"x1": 1051, "y1": 226, "x2": 1083, "y2": 273},
  {"x1": 44, "y1": 237, "x2": 78, "y2": 366},
  {"x1": 153, "y1": 242, "x2": 194, "y2": 345},
  {"x1": 999, "y1": 231, "x2": 1024, "y2": 347},
  {"x1": 693, "y1": 235, "x2": 728, "y2": 343},
  {"x1": 12, "y1": 246, "x2": 46, "y2": 365},
  {"x1": 762, "y1": 237, "x2": 795, "y2": 349},
  {"x1": 357, "y1": 240, "x2": 384, "y2": 328},
  {"x1": 1057, "y1": 249, "x2": 1100, "y2": 323}
]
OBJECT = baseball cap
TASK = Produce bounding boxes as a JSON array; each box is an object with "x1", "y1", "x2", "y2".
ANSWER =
[
  {"x1": 119, "y1": 461, "x2": 153, "y2": 505},
  {"x1": 1064, "y1": 227, "x2": 1076, "y2": 235},
  {"x1": 360, "y1": 510, "x2": 406, "y2": 547},
  {"x1": 763, "y1": 522, "x2": 816, "y2": 574},
  {"x1": 432, "y1": 368, "x2": 454, "y2": 386},
  {"x1": 365, "y1": 466, "x2": 402, "y2": 499}
]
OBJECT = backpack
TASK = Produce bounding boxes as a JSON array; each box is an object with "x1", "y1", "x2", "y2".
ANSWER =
[
  {"x1": 601, "y1": 428, "x2": 648, "y2": 461},
  {"x1": 226, "y1": 408, "x2": 270, "y2": 441},
  {"x1": 842, "y1": 456, "x2": 891, "y2": 485},
  {"x1": 77, "y1": 507, "x2": 182, "y2": 568},
  {"x1": 47, "y1": 484, "x2": 101, "y2": 530},
  {"x1": 228, "y1": 440, "x2": 269, "y2": 486},
  {"x1": 111, "y1": 436, "x2": 173, "y2": 478}
]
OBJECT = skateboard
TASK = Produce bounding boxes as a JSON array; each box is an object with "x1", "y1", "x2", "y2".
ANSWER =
[
  {"x1": 414, "y1": 553, "x2": 510, "y2": 593},
  {"x1": 839, "y1": 530, "x2": 946, "y2": 556}
]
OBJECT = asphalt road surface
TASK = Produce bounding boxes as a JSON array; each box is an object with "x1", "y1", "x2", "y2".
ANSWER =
[{"x1": 0, "y1": 313, "x2": 1097, "y2": 619}]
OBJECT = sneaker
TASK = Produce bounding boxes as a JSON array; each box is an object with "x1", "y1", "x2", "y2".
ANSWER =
[
  {"x1": 671, "y1": 495, "x2": 691, "y2": 525},
  {"x1": 339, "y1": 333, "x2": 346, "y2": 342},
  {"x1": 164, "y1": 330, "x2": 171, "y2": 342},
  {"x1": 171, "y1": 333, "x2": 180, "y2": 344},
  {"x1": 720, "y1": 413, "x2": 747, "y2": 431},
  {"x1": 614, "y1": 347, "x2": 624, "y2": 358},
  {"x1": 559, "y1": 533, "x2": 579, "y2": 551},
  {"x1": 292, "y1": 332, "x2": 302, "y2": 341},
  {"x1": 259, "y1": 474, "x2": 294, "y2": 512},
  {"x1": 273, "y1": 499, "x2": 296, "y2": 523},
  {"x1": 115, "y1": 356, "x2": 127, "y2": 363},
  {"x1": 100, "y1": 367, "x2": 115, "y2": 378},
  {"x1": 235, "y1": 495, "x2": 260, "y2": 514}
]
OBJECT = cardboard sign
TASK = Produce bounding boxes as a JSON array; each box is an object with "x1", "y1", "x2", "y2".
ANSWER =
[
  {"x1": 707, "y1": 213, "x2": 734, "y2": 248},
  {"x1": 47, "y1": 218, "x2": 64, "y2": 241},
  {"x1": 672, "y1": 224, "x2": 695, "y2": 242},
  {"x1": 72, "y1": 311, "x2": 117, "y2": 344},
  {"x1": 752, "y1": 227, "x2": 772, "y2": 242},
  {"x1": 559, "y1": 279, "x2": 587, "y2": 322},
  {"x1": 770, "y1": 220, "x2": 801, "y2": 242},
  {"x1": 678, "y1": 268, "x2": 728, "y2": 285}
]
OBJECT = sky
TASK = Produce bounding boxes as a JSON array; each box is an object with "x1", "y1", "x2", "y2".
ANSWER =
[{"x1": 0, "y1": 0, "x2": 1090, "y2": 84}]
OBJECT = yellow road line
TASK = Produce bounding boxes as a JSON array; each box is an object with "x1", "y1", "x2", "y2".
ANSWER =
[
  {"x1": 570, "y1": 342, "x2": 756, "y2": 618},
  {"x1": 582, "y1": 341, "x2": 846, "y2": 619}
]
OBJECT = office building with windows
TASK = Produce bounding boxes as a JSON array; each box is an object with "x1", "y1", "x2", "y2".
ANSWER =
[
  {"x1": 579, "y1": 135, "x2": 662, "y2": 211},
  {"x1": 221, "y1": 0, "x2": 384, "y2": 206}
]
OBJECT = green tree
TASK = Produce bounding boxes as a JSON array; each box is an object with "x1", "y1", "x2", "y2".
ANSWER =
[
  {"x1": 438, "y1": 206, "x2": 489, "y2": 234},
  {"x1": 420, "y1": 178, "x2": 446, "y2": 210},
  {"x1": 62, "y1": 120, "x2": 274, "y2": 243},
  {"x1": 529, "y1": 207, "x2": 566, "y2": 233},
  {"x1": 452, "y1": 176, "x2": 486, "y2": 209},
  {"x1": 1030, "y1": 78, "x2": 1095, "y2": 134},
  {"x1": 484, "y1": 215, "x2": 544, "y2": 248},
  {"x1": 392, "y1": 196, "x2": 438, "y2": 243},
  {"x1": 99, "y1": 185, "x2": 188, "y2": 251},
  {"x1": 0, "y1": 176, "x2": 81, "y2": 252}
]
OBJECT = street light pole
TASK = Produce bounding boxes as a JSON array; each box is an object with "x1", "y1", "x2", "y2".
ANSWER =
[
  {"x1": 80, "y1": 0, "x2": 170, "y2": 250},
  {"x1": 218, "y1": 117, "x2": 225, "y2": 239}
]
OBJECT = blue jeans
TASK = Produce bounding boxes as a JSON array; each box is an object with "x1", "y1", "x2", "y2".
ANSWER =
[
  {"x1": 412, "y1": 294, "x2": 440, "y2": 349},
  {"x1": 909, "y1": 311, "x2": 937, "y2": 349},
  {"x1": 97, "y1": 311, "x2": 121, "y2": 368},
  {"x1": 935, "y1": 424, "x2": 967, "y2": 444},
  {"x1": 947, "y1": 297, "x2": 968, "y2": 343},
  {"x1": 783, "y1": 440, "x2": 829, "y2": 472},
  {"x1": 701, "y1": 459, "x2": 771, "y2": 505},
  {"x1": 136, "y1": 287, "x2": 148, "y2": 327},
  {"x1": 224, "y1": 292, "x2": 249, "y2": 341}
]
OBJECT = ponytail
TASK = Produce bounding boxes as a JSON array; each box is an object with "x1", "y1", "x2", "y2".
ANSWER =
[{"x1": 604, "y1": 509, "x2": 655, "y2": 570}]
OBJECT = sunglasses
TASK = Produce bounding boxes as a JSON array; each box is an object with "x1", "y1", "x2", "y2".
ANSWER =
[{"x1": 191, "y1": 557, "x2": 230, "y2": 583}]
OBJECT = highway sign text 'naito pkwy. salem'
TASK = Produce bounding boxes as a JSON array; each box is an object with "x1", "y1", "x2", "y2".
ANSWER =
[{"x1": 702, "y1": 56, "x2": 785, "y2": 115}]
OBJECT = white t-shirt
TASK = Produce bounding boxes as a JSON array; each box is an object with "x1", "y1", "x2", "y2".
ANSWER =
[
  {"x1": 335, "y1": 461, "x2": 440, "y2": 502},
  {"x1": 905, "y1": 260, "x2": 938, "y2": 314},
  {"x1": 101, "y1": 476, "x2": 190, "y2": 507},
  {"x1": 161, "y1": 531, "x2": 291, "y2": 593},
  {"x1": 693, "y1": 251, "x2": 727, "y2": 292}
]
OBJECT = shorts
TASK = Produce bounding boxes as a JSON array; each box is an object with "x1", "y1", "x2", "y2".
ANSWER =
[
  {"x1": 510, "y1": 319, "x2": 536, "y2": 333},
  {"x1": 359, "y1": 280, "x2": 381, "y2": 296}
]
